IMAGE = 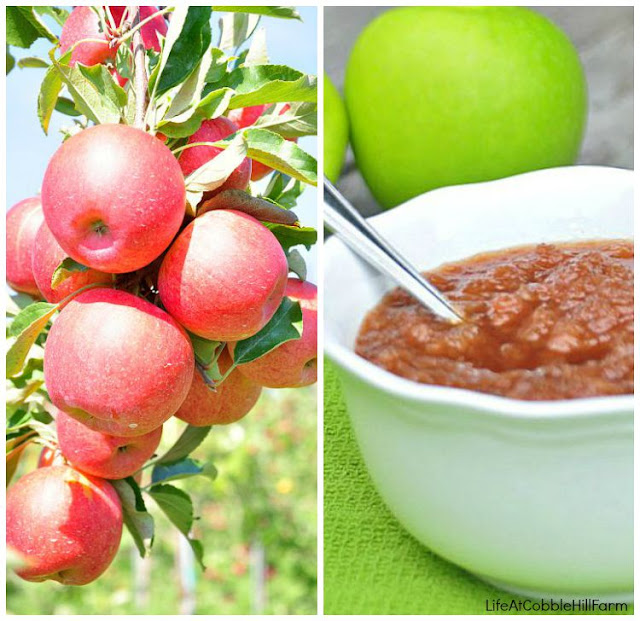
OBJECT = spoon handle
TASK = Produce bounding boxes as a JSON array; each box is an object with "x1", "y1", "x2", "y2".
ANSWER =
[{"x1": 324, "y1": 178, "x2": 463, "y2": 323}]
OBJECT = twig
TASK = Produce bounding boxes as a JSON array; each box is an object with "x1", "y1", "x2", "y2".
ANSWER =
[
  {"x1": 116, "y1": 7, "x2": 173, "y2": 45},
  {"x1": 103, "y1": 6, "x2": 118, "y2": 31},
  {"x1": 130, "y1": 8, "x2": 149, "y2": 130}
]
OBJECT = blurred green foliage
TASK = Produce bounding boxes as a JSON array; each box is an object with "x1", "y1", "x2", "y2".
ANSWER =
[{"x1": 6, "y1": 386, "x2": 317, "y2": 615}]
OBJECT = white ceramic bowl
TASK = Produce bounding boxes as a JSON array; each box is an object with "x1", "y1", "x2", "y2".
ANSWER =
[{"x1": 325, "y1": 166, "x2": 633, "y2": 601}]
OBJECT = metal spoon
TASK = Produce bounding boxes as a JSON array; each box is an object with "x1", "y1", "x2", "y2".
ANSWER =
[{"x1": 324, "y1": 178, "x2": 464, "y2": 323}]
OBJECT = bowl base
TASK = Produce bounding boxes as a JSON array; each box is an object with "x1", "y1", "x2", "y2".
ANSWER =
[{"x1": 475, "y1": 573, "x2": 633, "y2": 606}]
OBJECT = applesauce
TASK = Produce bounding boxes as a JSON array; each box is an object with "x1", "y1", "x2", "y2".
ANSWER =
[{"x1": 355, "y1": 241, "x2": 633, "y2": 400}]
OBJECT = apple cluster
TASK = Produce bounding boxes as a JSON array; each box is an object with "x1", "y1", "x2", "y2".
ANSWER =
[{"x1": 6, "y1": 7, "x2": 317, "y2": 587}]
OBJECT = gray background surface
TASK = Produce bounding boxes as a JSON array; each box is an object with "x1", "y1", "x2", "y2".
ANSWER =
[{"x1": 325, "y1": 6, "x2": 633, "y2": 215}]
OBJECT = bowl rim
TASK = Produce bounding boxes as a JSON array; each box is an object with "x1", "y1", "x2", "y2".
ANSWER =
[{"x1": 324, "y1": 165, "x2": 634, "y2": 422}]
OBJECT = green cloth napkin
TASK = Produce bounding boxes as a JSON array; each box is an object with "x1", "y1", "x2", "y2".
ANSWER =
[{"x1": 323, "y1": 360, "x2": 632, "y2": 615}]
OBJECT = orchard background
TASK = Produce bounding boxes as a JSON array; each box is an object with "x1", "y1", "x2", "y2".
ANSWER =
[{"x1": 6, "y1": 6, "x2": 318, "y2": 615}]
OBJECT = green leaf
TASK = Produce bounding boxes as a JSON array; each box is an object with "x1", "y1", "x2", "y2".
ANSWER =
[
  {"x1": 183, "y1": 132, "x2": 248, "y2": 193},
  {"x1": 77, "y1": 63, "x2": 127, "y2": 107},
  {"x1": 244, "y1": 27, "x2": 268, "y2": 66},
  {"x1": 29, "y1": 403, "x2": 54, "y2": 426},
  {"x1": 201, "y1": 360, "x2": 222, "y2": 383},
  {"x1": 146, "y1": 48, "x2": 162, "y2": 95},
  {"x1": 6, "y1": 425, "x2": 38, "y2": 449},
  {"x1": 54, "y1": 96, "x2": 81, "y2": 117},
  {"x1": 151, "y1": 457, "x2": 217, "y2": 485},
  {"x1": 34, "y1": 6, "x2": 69, "y2": 28},
  {"x1": 252, "y1": 101, "x2": 317, "y2": 138},
  {"x1": 190, "y1": 335, "x2": 220, "y2": 367},
  {"x1": 123, "y1": 83, "x2": 137, "y2": 126},
  {"x1": 9, "y1": 360, "x2": 45, "y2": 388},
  {"x1": 287, "y1": 248, "x2": 307, "y2": 280},
  {"x1": 213, "y1": 6, "x2": 301, "y2": 20},
  {"x1": 17, "y1": 55, "x2": 48, "y2": 69},
  {"x1": 158, "y1": 51, "x2": 214, "y2": 123},
  {"x1": 31, "y1": 405, "x2": 53, "y2": 425},
  {"x1": 37, "y1": 63, "x2": 63, "y2": 134},
  {"x1": 232, "y1": 297, "x2": 302, "y2": 365},
  {"x1": 6, "y1": 47, "x2": 15, "y2": 74},
  {"x1": 204, "y1": 47, "x2": 231, "y2": 84},
  {"x1": 262, "y1": 173, "x2": 304, "y2": 209},
  {"x1": 8, "y1": 302, "x2": 57, "y2": 338},
  {"x1": 157, "y1": 49, "x2": 235, "y2": 137},
  {"x1": 214, "y1": 64, "x2": 316, "y2": 108},
  {"x1": 5, "y1": 403, "x2": 45, "y2": 430},
  {"x1": 234, "y1": 48, "x2": 249, "y2": 68},
  {"x1": 7, "y1": 293, "x2": 35, "y2": 317},
  {"x1": 50, "y1": 257, "x2": 89, "y2": 289},
  {"x1": 193, "y1": 86, "x2": 235, "y2": 121},
  {"x1": 6, "y1": 409, "x2": 34, "y2": 432},
  {"x1": 7, "y1": 440, "x2": 30, "y2": 486},
  {"x1": 148, "y1": 484, "x2": 205, "y2": 570},
  {"x1": 6, "y1": 303, "x2": 58, "y2": 378},
  {"x1": 156, "y1": 425, "x2": 212, "y2": 466},
  {"x1": 59, "y1": 123, "x2": 86, "y2": 142},
  {"x1": 154, "y1": 6, "x2": 212, "y2": 97},
  {"x1": 200, "y1": 189, "x2": 298, "y2": 225},
  {"x1": 212, "y1": 86, "x2": 241, "y2": 117},
  {"x1": 185, "y1": 190, "x2": 203, "y2": 217},
  {"x1": 114, "y1": 44, "x2": 133, "y2": 82},
  {"x1": 266, "y1": 223, "x2": 317, "y2": 251},
  {"x1": 112, "y1": 478, "x2": 155, "y2": 558},
  {"x1": 159, "y1": 88, "x2": 234, "y2": 138},
  {"x1": 6, "y1": 374, "x2": 45, "y2": 409},
  {"x1": 51, "y1": 57, "x2": 125, "y2": 125},
  {"x1": 245, "y1": 128, "x2": 317, "y2": 186},
  {"x1": 6, "y1": 348, "x2": 45, "y2": 391},
  {"x1": 8, "y1": 352, "x2": 44, "y2": 378},
  {"x1": 6, "y1": 6, "x2": 57, "y2": 48},
  {"x1": 218, "y1": 12, "x2": 260, "y2": 51},
  {"x1": 190, "y1": 342, "x2": 223, "y2": 383}
]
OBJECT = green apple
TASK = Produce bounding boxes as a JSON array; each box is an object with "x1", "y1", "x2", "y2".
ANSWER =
[
  {"x1": 324, "y1": 73, "x2": 349, "y2": 182},
  {"x1": 345, "y1": 7, "x2": 588, "y2": 209}
]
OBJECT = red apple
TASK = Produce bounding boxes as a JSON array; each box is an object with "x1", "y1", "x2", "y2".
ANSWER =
[
  {"x1": 109, "y1": 66, "x2": 128, "y2": 87},
  {"x1": 109, "y1": 6, "x2": 167, "y2": 53},
  {"x1": 178, "y1": 117, "x2": 252, "y2": 195},
  {"x1": 232, "y1": 279, "x2": 318, "y2": 387},
  {"x1": 60, "y1": 6, "x2": 167, "y2": 69},
  {"x1": 175, "y1": 350, "x2": 262, "y2": 426},
  {"x1": 37, "y1": 446, "x2": 66, "y2": 468},
  {"x1": 227, "y1": 105, "x2": 266, "y2": 128},
  {"x1": 158, "y1": 210, "x2": 288, "y2": 341},
  {"x1": 56, "y1": 409, "x2": 162, "y2": 479},
  {"x1": 44, "y1": 288, "x2": 194, "y2": 437},
  {"x1": 59, "y1": 6, "x2": 115, "y2": 67},
  {"x1": 32, "y1": 221, "x2": 113, "y2": 305},
  {"x1": 228, "y1": 104, "x2": 297, "y2": 181},
  {"x1": 6, "y1": 197, "x2": 44, "y2": 297},
  {"x1": 41, "y1": 124, "x2": 186, "y2": 274},
  {"x1": 7, "y1": 465, "x2": 122, "y2": 585}
]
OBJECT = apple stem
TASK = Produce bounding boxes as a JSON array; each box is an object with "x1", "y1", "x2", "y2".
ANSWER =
[
  {"x1": 214, "y1": 362, "x2": 237, "y2": 388},
  {"x1": 211, "y1": 343, "x2": 226, "y2": 367},
  {"x1": 58, "y1": 281, "x2": 108, "y2": 308},
  {"x1": 196, "y1": 362, "x2": 218, "y2": 388}
]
